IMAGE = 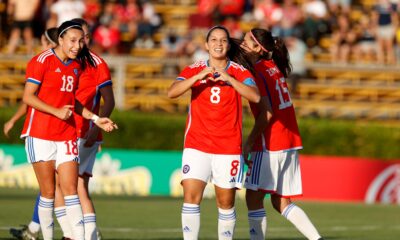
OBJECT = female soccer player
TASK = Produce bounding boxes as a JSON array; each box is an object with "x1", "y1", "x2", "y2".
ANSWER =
[
  {"x1": 241, "y1": 28, "x2": 324, "y2": 240},
  {"x1": 6, "y1": 27, "x2": 59, "y2": 240},
  {"x1": 168, "y1": 25, "x2": 260, "y2": 240},
  {"x1": 69, "y1": 17, "x2": 114, "y2": 240},
  {"x1": 21, "y1": 20, "x2": 116, "y2": 240}
]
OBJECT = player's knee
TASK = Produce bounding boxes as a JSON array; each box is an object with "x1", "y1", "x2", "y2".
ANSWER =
[{"x1": 40, "y1": 188, "x2": 55, "y2": 199}]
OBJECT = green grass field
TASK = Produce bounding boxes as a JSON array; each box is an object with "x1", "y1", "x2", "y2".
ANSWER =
[{"x1": 0, "y1": 187, "x2": 399, "y2": 240}]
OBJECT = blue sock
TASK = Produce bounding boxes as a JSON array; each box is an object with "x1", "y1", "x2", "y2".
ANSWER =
[{"x1": 32, "y1": 193, "x2": 40, "y2": 224}]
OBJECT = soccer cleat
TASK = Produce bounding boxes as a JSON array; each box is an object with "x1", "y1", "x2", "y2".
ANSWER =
[
  {"x1": 317, "y1": 238, "x2": 325, "y2": 240},
  {"x1": 9, "y1": 225, "x2": 39, "y2": 240},
  {"x1": 61, "y1": 238, "x2": 72, "y2": 240}
]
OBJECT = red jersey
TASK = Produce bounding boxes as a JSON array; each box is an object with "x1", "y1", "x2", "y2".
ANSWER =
[
  {"x1": 21, "y1": 49, "x2": 81, "y2": 141},
  {"x1": 74, "y1": 51, "x2": 112, "y2": 141},
  {"x1": 249, "y1": 59, "x2": 302, "y2": 152},
  {"x1": 177, "y1": 60, "x2": 256, "y2": 154}
]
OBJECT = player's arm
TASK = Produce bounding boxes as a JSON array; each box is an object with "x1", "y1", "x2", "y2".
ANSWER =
[
  {"x1": 214, "y1": 69, "x2": 260, "y2": 103},
  {"x1": 167, "y1": 67, "x2": 214, "y2": 98},
  {"x1": 23, "y1": 82, "x2": 73, "y2": 120},
  {"x1": 84, "y1": 85, "x2": 115, "y2": 146},
  {"x1": 74, "y1": 100, "x2": 117, "y2": 133},
  {"x1": 243, "y1": 96, "x2": 273, "y2": 164},
  {"x1": 3, "y1": 103, "x2": 28, "y2": 137}
]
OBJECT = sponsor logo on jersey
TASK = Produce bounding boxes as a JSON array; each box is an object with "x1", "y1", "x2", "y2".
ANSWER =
[
  {"x1": 55, "y1": 67, "x2": 61, "y2": 73},
  {"x1": 229, "y1": 177, "x2": 236, "y2": 183},
  {"x1": 183, "y1": 164, "x2": 190, "y2": 174}
]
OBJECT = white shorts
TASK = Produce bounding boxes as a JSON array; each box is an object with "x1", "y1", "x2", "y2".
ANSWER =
[
  {"x1": 182, "y1": 148, "x2": 244, "y2": 189},
  {"x1": 77, "y1": 138, "x2": 100, "y2": 177},
  {"x1": 244, "y1": 150, "x2": 302, "y2": 197},
  {"x1": 25, "y1": 136, "x2": 79, "y2": 169}
]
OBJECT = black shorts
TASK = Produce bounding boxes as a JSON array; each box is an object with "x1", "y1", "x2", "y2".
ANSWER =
[{"x1": 12, "y1": 20, "x2": 32, "y2": 30}]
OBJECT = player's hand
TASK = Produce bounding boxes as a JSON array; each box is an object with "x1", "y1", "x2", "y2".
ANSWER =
[
  {"x1": 196, "y1": 67, "x2": 215, "y2": 81},
  {"x1": 94, "y1": 117, "x2": 118, "y2": 132},
  {"x1": 83, "y1": 127, "x2": 100, "y2": 147},
  {"x1": 3, "y1": 120, "x2": 15, "y2": 138},
  {"x1": 54, "y1": 105, "x2": 74, "y2": 120},
  {"x1": 213, "y1": 68, "x2": 232, "y2": 83},
  {"x1": 242, "y1": 142, "x2": 253, "y2": 166}
]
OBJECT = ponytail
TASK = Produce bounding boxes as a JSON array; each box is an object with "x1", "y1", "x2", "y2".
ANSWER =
[{"x1": 271, "y1": 37, "x2": 292, "y2": 78}]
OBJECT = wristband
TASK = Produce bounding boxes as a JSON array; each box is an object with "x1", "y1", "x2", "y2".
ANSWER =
[{"x1": 91, "y1": 114, "x2": 99, "y2": 123}]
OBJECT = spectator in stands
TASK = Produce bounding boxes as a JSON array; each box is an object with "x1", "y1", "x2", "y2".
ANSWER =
[
  {"x1": 135, "y1": 0, "x2": 161, "y2": 48},
  {"x1": 6, "y1": 0, "x2": 40, "y2": 55},
  {"x1": 353, "y1": 13, "x2": 378, "y2": 63},
  {"x1": 372, "y1": 0, "x2": 398, "y2": 64},
  {"x1": 92, "y1": 16, "x2": 121, "y2": 54},
  {"x1": 272, "y1": 0, "x2": 303, "y2": 38},
  {"x1": 253, "y1": 0, "x2": 283, "y2": 30},
  {"x1": 327, "y1": 0, "x2": 352, "y2": 14},
  {"x1": 47, "y1": 0, "x2": 86, "y2": 27},
  {"x1": 188, "y1": 0, "x2": 217, "y2": 29},
  {"x1": 330, "y1": 14, "x2": 357, "y2": 63},
  {"x1": 83, "y1": 0, "x2": 102, "y2": 32},
  {"x1": 216, "y1": 0, "x2": 245, "y2": 23},
  {"x1": 301, "y1": 0, "x2": 329, "y2": 48},
  {"x1": 161, "y1": 30, "x2": 187, "y2": 57},
  {"x1": 114, "y1": 0, "x2": 140, "y2": 51}
]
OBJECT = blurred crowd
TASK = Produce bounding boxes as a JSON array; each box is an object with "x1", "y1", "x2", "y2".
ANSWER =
[{"x1": 1, "y1": 0, "x2": 400, "y2": 65}]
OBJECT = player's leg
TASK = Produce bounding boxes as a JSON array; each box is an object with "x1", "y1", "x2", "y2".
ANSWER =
[
  {"x1": 271, "y1": 196, "x2": 323, "y2": 240},
  {"x1": 244, "y1": 151, "x2": 272, "y2": 240},
  {"x1": 272, "y1": 150, "x2": 323, "y2": 240},
  {"x1": 215, "y1": 186, "x2": 236, "y2": 240},
  {"x1": 78, "y1": 175, "x2": 98, "y2": 240},
  {"x1": 54, "y1": 173, "x2": 73, "y2": 239},
  {"x1": 77, "y1": 139, "x2": 100, "y2": 240},
  {"x1": 9, "y1": 192, "x2": 41, "y2": 239},
  {"x1": 181, "y1": 148, "x2": 211, "y2": 240},
  {"x1": 57, "y1": 140, "x2": 84, "y2": 240},
  {"x1": 32, "y1": 162, "x2": 56, "y2": 240},
  {"x1": 245, "y1": 190, "x2": 267, "y2": 240},
  {"x1": 212, "y1": 154, "x2": 243, "y2": 240},
  {"x1": 26, "y1": 137, "x2": 57, "y2": 240}
]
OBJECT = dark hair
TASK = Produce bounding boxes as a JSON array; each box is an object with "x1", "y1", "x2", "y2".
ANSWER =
[
  {"x1": 57, "y1": 20, "x2": 96, "y2": 69},
  {"x1": 70, "y1": 18, "x2": 89, "y2": 28},
  {"x1": 44, "y1": 27, "x2": 58, "y2": 45},
  {"x1": 250, "y1": 28, "x2": 292, "y2": 78},
  {"x1": 206, "y1": 25, "x2": 256, "y2": 76}
]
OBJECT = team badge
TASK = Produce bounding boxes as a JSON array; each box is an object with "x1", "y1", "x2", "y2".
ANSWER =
[
  {"x1": 182, "y1": 164, "x2": 190, "y2": 174},
  {"x1": 73, "y1": 68, "x2": 78, "y2": 76}
]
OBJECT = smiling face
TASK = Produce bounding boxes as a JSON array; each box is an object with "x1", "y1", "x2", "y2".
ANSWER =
[
  {"x1": 205, "y1": 28, "x2": 230, "y2": 60},
  {"x1": 241, "y1": 32, "x2": 262, "y2": 55},
  {"x1": 58, "y1": 28, "x2": 84, "y2": 60}
]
